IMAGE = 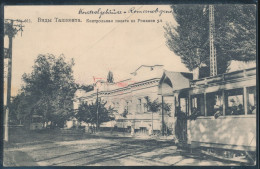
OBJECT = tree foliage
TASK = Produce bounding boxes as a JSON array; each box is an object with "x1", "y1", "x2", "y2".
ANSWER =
[
  {"x1": 10, "y1": 54, "x2": 77, "y2": 127},
  {"x1": 9, "y1": 93, "x2": 32, "y2": 124},
  {"x1": 145, "y1": 97, "x2": 171, "y2": 115},
  {"x1": 107, "y1": 71, "x2": 114, "y2": 83},
  {"x1": 122, "y1": 108, "x2": 128, "y2": 118},
  {"x1": 4, "y1": 22, "x2": 18, "y2": 38},
  {"x1": 164, "y1": 4, "x2": 256, "y2": 75},
  {"x1": 76, "y1": 100, "x2": 116, "y2": 127},
  {"x1": 78, "y1": 84, "x2": 94, "y2": 92}
]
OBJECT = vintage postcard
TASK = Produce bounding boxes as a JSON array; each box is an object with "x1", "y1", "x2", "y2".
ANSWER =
[{"x1": 2, "y1": 4, "x2": 257, "y2": 167}]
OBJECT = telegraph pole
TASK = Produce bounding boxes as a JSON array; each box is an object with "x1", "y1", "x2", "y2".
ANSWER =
[{"x1": 4, "y1": 19, "x2": 25, "y2": 142}]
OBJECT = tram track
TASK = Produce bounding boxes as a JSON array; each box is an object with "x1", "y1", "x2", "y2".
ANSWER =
[
  {"x1": 64, "y1": 143, "x2": 170, "y2": 166},
  {"x1": 31, "y1": 140, "x2": 172, "y2": 166},
  {"x1": 33, "y1": 143, "x2": 120, "y2": 162}
]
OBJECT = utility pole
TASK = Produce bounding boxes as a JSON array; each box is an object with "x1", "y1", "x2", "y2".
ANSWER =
[
  {"x1": 4, "y1": 19, "x2": 25, "y2": 142},
  {"x1": 96, "y1": 88, "x2": 99, "y2": 132},
  {"x1": 151, "y1": 109, "x2": 153, "y2": 135},
  {"x1": 5, "y1": 21, "x2": 13, "y2": 142},
  {"x1": 209, "y1": 5, "x2": 217, "y2": 76},
  {"x1": 161, "y1": 96, "x2": 164, "y2": 136}
]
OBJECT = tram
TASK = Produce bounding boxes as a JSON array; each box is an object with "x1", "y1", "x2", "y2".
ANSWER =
[
  {"x1": 174, "y1": 67, "x2": 257, "y2": 163},
  {"x1": 30, "y1": 114, "x2": 44, "y2": 130}
]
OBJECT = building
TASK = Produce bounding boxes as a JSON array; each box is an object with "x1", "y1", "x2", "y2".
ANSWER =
[{"x1": 71, "y1": 65, "x2": 192, "y2": 135}]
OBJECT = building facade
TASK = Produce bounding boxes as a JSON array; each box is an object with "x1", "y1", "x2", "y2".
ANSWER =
[{"x1": 72, "y1": 65, "x2": 192, "y2": 135}]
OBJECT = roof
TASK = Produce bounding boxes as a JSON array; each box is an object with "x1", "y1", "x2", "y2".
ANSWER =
[
  {"x1": 130, "y1": 65, "x2": 163, "y2": 75},
  {"x1": 80, "y1": 65, "x2": 165, "y2": 97},
  {"x1": 159, "y1": 71, "x2": 193, "y2": 95}
]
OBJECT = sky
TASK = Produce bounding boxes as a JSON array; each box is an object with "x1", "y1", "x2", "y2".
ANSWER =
[{"x1": 4, "y1": 5, "x2": 189, "y2": 97}]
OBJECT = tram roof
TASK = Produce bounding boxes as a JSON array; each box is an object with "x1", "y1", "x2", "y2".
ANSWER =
[
  {"x1": 189, "y1": 67, "x2": 256, "y2": 95},
  {"x1": 190, "y1": 67, "x2": 256, "y2": 88}
]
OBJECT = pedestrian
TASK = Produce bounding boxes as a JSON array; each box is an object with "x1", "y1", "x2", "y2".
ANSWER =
[
  {"x1": 90, "y1": 126, "x2": 93, "y2": 134},
  {"x1": 175, "y1": 106, "x2": 186, "y2": 144},
  {"x1": 131, "y1": 126, "x2": 135, "y2": 136},
  {"x1": 148, "y1": 124, "x2": 152, "y2": 136}
]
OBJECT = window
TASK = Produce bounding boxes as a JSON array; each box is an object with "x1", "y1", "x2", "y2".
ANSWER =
[
  {"x1": 144, "y1": 97, "x2": 148, "y2": 112},
  {"x1": 137, "y1": 98, "x2": 142, "y2": 113},
  {"x1": 32, "y1": 117, "x2": 41, "y2": 123},
  {"x1": 191, "y1": 94, "x2": 205, "y2": 116},
  {"x1": 123, "y1": 101, "x2": 129, "y2": 114},
  {"x1": 112, "y1": 101, "x2": 119, "y2": 110},
  {"x1": 225, "y1": 88, "x2": 244, "y2": 115},
  {"x1": 126, "y1": 101, "x2": 129, "y2": 111},
  {"x1": 116, "y1": 102, "x2": 120, "y2": 110},
  {"x1": 247, "y1": 86, "x2": 256, "y2": 115},
  {"x1": 206, "y1": 92, "x2": 223, "y2": 116},
  {"x1": 180, "y1": 98, "x2": 188, "y2": 113}
]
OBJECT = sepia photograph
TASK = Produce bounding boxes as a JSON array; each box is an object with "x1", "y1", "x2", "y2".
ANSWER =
[{"x1": 2, "y1": 3, "x2": 257, "y2": 167}]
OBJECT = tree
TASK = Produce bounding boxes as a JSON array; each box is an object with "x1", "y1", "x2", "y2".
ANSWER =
[
  {"x1": 9, "y1": 92, "x2": 32, "y2": 125},
  {"x1": 78, "y1": 84, "x2": 94, "y2": 92},
  {"x1": 107, "y1": 71, "x2": 114, "y2": 83},
  {"x1": 145, "y1": 97, "x2": 171, "y2": 135},
  {"x1": 76, "y1": 102, "x2": 96, "y2": 126},
  {"x1": 14, "y1": 54, "x2": 77, "y2": 128},
  {"x1": 164, "y1": 4, "x2": 256, "y2": 75},
  {"x1": 145, "y1": 97, "x2": 171, "y2": 115},
  {"x1": 76, "y1": 100, "x2": 116, "y2": 128},
  {"x1": 122, "y1": 108, "x2": 128, "y2": 118}
]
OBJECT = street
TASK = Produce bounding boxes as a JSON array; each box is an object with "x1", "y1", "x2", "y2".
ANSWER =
[{"x1": 4, "y1": 134, "x2": 238, "y2": 166}]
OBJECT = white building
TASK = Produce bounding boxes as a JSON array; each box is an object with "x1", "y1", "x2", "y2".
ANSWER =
[{"x1": 71, "y1": 65, "x2": 192, "y2": 135}]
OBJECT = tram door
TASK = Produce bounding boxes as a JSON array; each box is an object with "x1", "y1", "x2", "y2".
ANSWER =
[{"x1": 179, "y1": 97, "x2": 188, "y2": 144}]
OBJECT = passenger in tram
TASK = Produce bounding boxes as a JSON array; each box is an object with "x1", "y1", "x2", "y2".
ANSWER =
[
  {"x1": 252, "y1": 107, "x2": 256, "y2": 114},
  {"x1": 248, "y1": 105, "x2": 256, "y2": 114},
  {"x1": 231, "y1": 104, "x2": 244, "y2": 115},
  {"x1": 214, "y1": 105, "x2": 223, "y2": 119},
  {"x1": 237, "y1": 104, "x2": 244, "y2": 115},
  {"x1": 226, "y1": 106, "x2": 235, "y2": 115},
  {"x1": 189, "y1": 107, "x2": 200, "y2": 120}
]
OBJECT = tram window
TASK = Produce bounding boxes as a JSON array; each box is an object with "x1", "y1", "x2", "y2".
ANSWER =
[
  {"x1": 247, "y1": 86, "x2": 256, "y2": 115},
  {"x1": 225, "y1": 88, "x2": 244, "y2": 115},
  {"x1": 191, "y1": 94, "x2": 205, "y2": 116},
  {"x1": 206, "y1": 92, "x2": 223, "y2": 116}
]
